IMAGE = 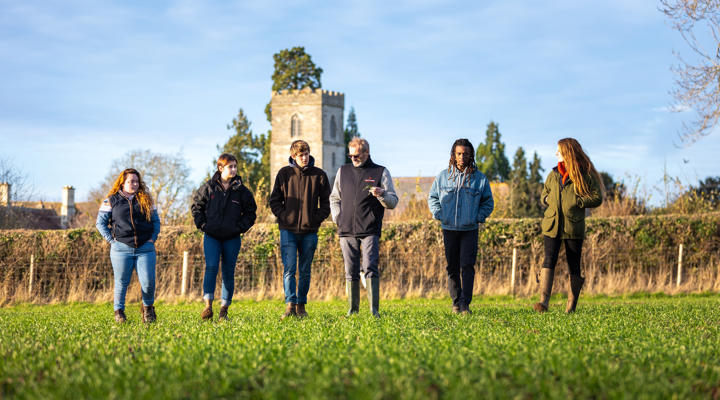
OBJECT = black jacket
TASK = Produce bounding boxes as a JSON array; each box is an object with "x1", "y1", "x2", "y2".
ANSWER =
[
  {"x1": 337, "y1": 158, "x2": 386, "y2": 237},
  {"x1": 269, "y1": 156, "x2": 331, "y2": 233},
  {"x1": 191, "y1": 172, "x2": 257, "y2": 240}
]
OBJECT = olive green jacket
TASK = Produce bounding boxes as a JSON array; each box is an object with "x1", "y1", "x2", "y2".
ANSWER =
[{"x1": 541, "y1": 168, "x2": 603, "y2": 239}]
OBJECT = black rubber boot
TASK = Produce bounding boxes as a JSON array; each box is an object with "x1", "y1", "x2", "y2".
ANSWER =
[
  {"x1": 369, "y1": 277, "x2": 380, "y2": 318},
  {"x1": 347, "y1": 281, "x2": 360, "y2": 316}
]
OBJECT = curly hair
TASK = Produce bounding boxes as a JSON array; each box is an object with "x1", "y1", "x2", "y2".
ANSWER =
[
  {"x1": 448, "y1": 138, "x2": 477, "y2": 184},
  {"x1": 106, "y1": 168, "x2": 154, "y2": 220}
]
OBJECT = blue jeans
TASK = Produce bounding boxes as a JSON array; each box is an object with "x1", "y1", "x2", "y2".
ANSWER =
[
  {"x1": 202, "y1": 234, "x2": 241, "y2": 306},
  {"x1": 280, "y1": 230, "x2": 318, "y2": 305},
  {"x1": 110, "y1": 240, "x2": 156, "y2": 311}
]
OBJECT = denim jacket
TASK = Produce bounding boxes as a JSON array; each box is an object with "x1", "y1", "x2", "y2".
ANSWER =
[{"x1": 428, "y1": 166, "x2": 494, "y2": 231}]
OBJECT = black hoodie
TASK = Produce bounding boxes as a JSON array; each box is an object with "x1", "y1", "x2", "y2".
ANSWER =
[
  {"x1": 191, "y1": 172, "x2": 257, "y2": 240},
  {"x1": 268, "y1": 156, "x2": 331, "y2": 233}
]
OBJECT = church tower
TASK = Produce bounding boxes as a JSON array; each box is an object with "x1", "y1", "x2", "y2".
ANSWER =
[{"x1": 270, "y1": 87, "x2": 345, "y2": 187}]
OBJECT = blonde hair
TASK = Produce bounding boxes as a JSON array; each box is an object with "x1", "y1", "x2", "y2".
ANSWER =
[
  {"x1": 558, "y1": 138, "x2": 604, "y2": 198},
  {"x1": 348, "y1": 137, "x2": 369, "y2": 153},
  {"x1": 106, "y1": 168, "x2": 154, "y2": 220}
]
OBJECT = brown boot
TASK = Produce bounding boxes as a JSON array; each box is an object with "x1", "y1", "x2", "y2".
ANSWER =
[
  {"x1": 114, "y1": 309, "x2": 126, "y2": 323},
  {"x1": 296, "y1": 303, "x2": 308, "y2": 318},
  {"x1": 218, "y1": 306, "x2": 229, "y2": 321},
  {"x1": 141, "y1": 305, "x2": 156, "y2": 323},
  {"x1": 281, "y1": 303, "x2": 296, "y2": 320},
  {"x1": 565, "y1": 275, "x2": 585, "y2": 313},
  {"x1": 201, "y1": 300, "x2": 213, "y2": 321},
  {"x1": 533, "y1": 268, "x2": 555, "y2": 313}
]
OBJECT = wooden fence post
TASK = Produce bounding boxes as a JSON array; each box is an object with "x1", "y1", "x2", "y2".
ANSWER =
[
  {"x1": 511, "y1": 248, "x2": 517, "y2": 296},
  {"x1": 28, "y1": 254, "x2": 34, "y2": 296},
  {"x1": 181, "y1": 251, "x2": 189, "y2": 296},
  {"x1": 676, "y1": 244, "x2": 683, "y2": 288}
]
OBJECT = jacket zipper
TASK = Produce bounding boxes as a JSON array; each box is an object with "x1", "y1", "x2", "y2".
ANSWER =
[
  {"x1": 453, "y1": 170, "x2": 463, "y2": 227},
  {"x1": 127, "y1": 197, "x2": 138, "y2": 247}
]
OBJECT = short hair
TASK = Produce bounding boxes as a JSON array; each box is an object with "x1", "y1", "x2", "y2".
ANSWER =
[
  {"x1": 217, "y1": 153, "x2": 238, "y2": 169},
  {"x1": 290, "y1": 140, "x2": 310, "y2": 156},
  {"x1": 348, "y1": 137, "x2": 369, "y2": 153}
]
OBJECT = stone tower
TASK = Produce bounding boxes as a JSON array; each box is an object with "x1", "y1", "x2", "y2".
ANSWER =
[{"x1": 270, "y1": 87, "x2": 345, "y2": 187}]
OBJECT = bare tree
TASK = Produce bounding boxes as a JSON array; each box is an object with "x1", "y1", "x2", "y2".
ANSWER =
[
  {"x1": 0, "y1": 156, "x2": 35, "y2": 202},
  {"x1": 661, "y1": 0, "x2": 720, "y2": 145},
  {"x1": 89, "y1": 150, "x2": 192, "y2": 224}
]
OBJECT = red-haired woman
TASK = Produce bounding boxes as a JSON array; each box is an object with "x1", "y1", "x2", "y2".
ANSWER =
[
  {"x1": 191, "y1": 154, "x2": 257, "y2": 321},
  {"x1": 534, "y1": 138, "x2": 603, "y2": 313},
  {"x1": 96, "y1": 168, "x2": 161, "y2": 323}
]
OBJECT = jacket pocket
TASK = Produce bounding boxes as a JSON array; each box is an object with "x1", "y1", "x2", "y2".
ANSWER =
[{"x1": 439, "y1": 189, "x2": 456, "y2": 226}]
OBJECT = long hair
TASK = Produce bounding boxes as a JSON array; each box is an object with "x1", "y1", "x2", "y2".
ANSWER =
[
  {"x1": 448, "y1": 138, "x2": 477, "y2": 184},
  {"x1": 106, "y1": 168, "x2": 154, "y2": 220},
  {"x1": 558, "y1": 138, "x2": 604, "y2": 198}
]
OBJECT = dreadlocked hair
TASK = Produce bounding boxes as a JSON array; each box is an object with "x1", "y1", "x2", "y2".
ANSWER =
[
  {"x1": 448, "y1": 138, "x2": 477, "y2": 185},
  {"x1": 558, "y1": 138, "x2": 604, "y2": 198},
  {"x1": 106, "y1": 168, "x2": 154, "y2": 220}
]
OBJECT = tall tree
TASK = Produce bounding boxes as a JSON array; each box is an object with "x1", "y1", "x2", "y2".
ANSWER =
[
  {"x1": 476, "y1": 121, "x2": 510, "y2": 181},
  {"x1": 661, "y1": 0, "x2": 720, "y2": 144},
  {"x1": 89, "y1": 150, "x2": 192, "y2": 224},
  {"x1": 259, "y1": 47, "x2": 324, "y2": 191},
  {"x1": 509, "y1": 147, "x2": 531, "y2": 217},
  {"x1": 527, "y1": 151, "x2": 545, "y2": 216},
  {"x1": 218, "y1": 108, "x2": 268, "y2": 193},
  {"x1": 264, "y1": 46, "x2": 324, "y2": 123},
  {"x1": 344, "y1": 106, "x2": 360, "y2": 163}
]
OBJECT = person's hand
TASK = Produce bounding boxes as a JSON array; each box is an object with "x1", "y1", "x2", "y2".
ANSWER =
[{"x1": 369, "y1": 187, "x2": 385, "y2": 197}]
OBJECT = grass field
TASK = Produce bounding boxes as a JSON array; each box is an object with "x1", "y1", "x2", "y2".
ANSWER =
[{"x1": 1, "y1": 295, "x2": 719, "y2": 399}]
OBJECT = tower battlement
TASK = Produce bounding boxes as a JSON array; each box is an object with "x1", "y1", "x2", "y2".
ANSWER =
[{"x1": 271, "y1": 88, "x2": 344, "y2": 108}]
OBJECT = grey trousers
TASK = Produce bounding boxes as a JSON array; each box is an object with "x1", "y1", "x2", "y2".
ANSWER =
[{"x1": 339, "y1": 235, "x2": 380, "y2": 281}]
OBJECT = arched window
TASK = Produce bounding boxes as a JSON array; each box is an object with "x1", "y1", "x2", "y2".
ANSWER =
[
  {"x1": 291, "y1": 114, "x2": 302, "y2": 137},
  {"x1": 332, "y1": 152, "x2": 336, "y2": 168},
  {"x1": 330, "y1": 115, "x2": 337, "y2": 139}
]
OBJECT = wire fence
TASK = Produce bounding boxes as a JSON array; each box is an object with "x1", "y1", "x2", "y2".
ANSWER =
[{"x1": 2, "y1": 241, "x2": 719, "y2": 304}]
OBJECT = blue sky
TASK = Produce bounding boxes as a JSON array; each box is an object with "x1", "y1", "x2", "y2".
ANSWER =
[{"x1": 1, "y1": 0, "x2": 718, "y2": 203}]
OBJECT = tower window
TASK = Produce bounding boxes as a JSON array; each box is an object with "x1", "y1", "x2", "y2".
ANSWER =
[
  {"x1": 332, "y1": 152, "x2": 336, "y2": 168},
  {"x1": 291, "y1": 114, "x2": 302, "y2": 137},
  {"x1": 330, "y1": 115, "x2": 337, "y2": 139}
]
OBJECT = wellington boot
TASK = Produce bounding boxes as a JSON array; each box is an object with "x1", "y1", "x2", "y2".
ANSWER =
[
  {"x1": 533, "y1": 268, "x2": 555, "y2": 313},
  {"x1": 565, "y1": 275, "x2": 585, "y2": 313},
  {"x1": 347, "y1": 281, "x2": 360, "y2": 316},
  {"x1": 368, "y1": 277, "x2": 380, "y2": 318},
  {"x1": 281, "y1": 303, "x2": 296, "y2": 320}
]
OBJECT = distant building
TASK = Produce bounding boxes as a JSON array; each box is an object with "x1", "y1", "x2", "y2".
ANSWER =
[
  {"x1": 0, "y1": 185, "x2": 91, "y2": 229},
  {"x1": 270, "y1": 87, "x2": 345, "y2": 187}
]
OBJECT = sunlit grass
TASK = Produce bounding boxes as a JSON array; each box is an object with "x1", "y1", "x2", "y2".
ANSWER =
[{"x1": 1, "y1": 295, "x2": 719, "y2": 399}]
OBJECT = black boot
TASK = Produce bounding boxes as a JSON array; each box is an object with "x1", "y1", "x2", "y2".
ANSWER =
[
  {"x1": 347, "y1": 281, "x2": 360, "y2": 316},
  {"x1": 368, "y1": 277, "x2": 380, "y2": 318},
  {"x1": 566, "y1": 275, "x2": 585, "y2": 313}
]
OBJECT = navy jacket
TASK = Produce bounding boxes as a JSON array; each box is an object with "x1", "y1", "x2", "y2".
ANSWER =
[{"x1": 95, "y1": 192, "x2": 161, "y2": 248}]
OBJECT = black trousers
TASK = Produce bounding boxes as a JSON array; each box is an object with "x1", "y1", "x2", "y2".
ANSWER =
[
  {"x1": 442, "y1": 229, "x2": 478, "y2": 307},
  {"x1": 543, "y1": 235, "x2": 583, "y2": 275}
]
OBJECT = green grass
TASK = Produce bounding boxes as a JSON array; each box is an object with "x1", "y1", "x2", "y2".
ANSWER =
[{"x1": 1, "y1": 295, "x2": 719, "y2": 399}]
